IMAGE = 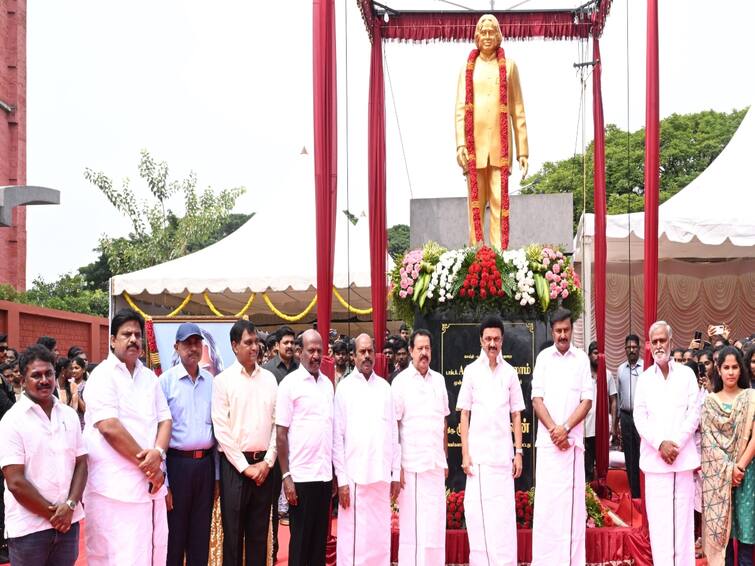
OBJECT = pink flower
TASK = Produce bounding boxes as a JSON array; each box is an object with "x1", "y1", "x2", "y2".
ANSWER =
[
  {"x1": 399, "y1": 290, "x2": 407, "y2": 298},
  {"x1": 553, "y1": 263, "x2": 561, "y2": 274},
  {"x1": 543, "y1": 258, "x2": 551, "y2": 267},
  {"x1": 399, "y1": 268, "x2": 406, "y2": 276},
  {"x1": 546, "y1": 271, "x2": 554, "y2": 281},
  {"x1": 562, "y1": 289, "x2": 569, "y2": 298},
  {"x1": 550, "y1": 290, "x2": 558, "y2": 299},
  {"x1": 412, "y1": 269, "x2": 420, "y2": 279},
  {"x1": 554, "y1": 274, "x2": 562, "y2": 283},
  {"x1": 407, "y1": 286, "x2": 414, "y2": 295}
]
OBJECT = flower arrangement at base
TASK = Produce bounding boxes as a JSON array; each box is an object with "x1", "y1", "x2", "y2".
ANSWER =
[
  {"x1": 515, "y1": 488, "x2": 535, "y2": 528},
  {"x1": 446, "y1": 489, "x2": 465, "y2": 529},
  {"x1": 390, "y1": 242, "x2": 583, "y2": 324}
]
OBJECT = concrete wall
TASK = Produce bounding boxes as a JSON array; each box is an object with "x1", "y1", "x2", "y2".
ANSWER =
[
  {"x1": 0, "y1": 0, "x2": 27, "y2": 290},
  {"x1": 410, "y1": 193, "x2": 573, "y2": 252},
  {"x1": 0, "y1": 300, "x2": 110, "y2": 362}
]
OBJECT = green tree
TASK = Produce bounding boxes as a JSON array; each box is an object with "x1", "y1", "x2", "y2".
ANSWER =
[
  {"x1": 388, "y1": 224, "x2": 410, "y2": 259},
  {"x1": 84, "y1": 150, "x2": 246, "y2": 275},
  {"x1": 521, "y1": 108, "x2": 747, "y2": 232}
]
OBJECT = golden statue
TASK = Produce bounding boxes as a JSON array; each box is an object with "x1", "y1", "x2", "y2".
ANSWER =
[{"x1": 455, "y1": 14, "x2": 528, "y2": 250}]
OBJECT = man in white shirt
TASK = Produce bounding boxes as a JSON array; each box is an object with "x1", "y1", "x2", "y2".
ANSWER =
[
  {"x1": 585, "y1": 341, "x2": 618, "y2": 482},
  {"x1": 276, "y1": 329, "x2": 334, "y2": 566},
  {"x1": 458, "y1": 315, "x2": 525, "y2": 566},
  {"x1": 333, "y1": 333, "x2": 401, "y2": 566},
  {"x1": 392, "y1": 328, "x2": 450, "y2": 565},
  {"x1": 212, "y1": 319, "x2": 277, "y2": 566},
  {"x1": 83, "y1": 308, "x2": 173, "y2": 566},
  {"x1": 616, "y1": 333, "x2": 644, "y2": 498},
  {"x1": 0, "y1": 345, "x2": 87, "y2": 566},
  {"x1": 531, "y1": 308, "x2": 592, "y2": 566},
  {"x1": 634, "y1": 321, "x2": 699, "y2": 566}
]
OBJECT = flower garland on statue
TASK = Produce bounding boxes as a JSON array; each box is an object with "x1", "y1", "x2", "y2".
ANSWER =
[{"x1": 465, "y1": 47, "x2": 510, "y2": 249}]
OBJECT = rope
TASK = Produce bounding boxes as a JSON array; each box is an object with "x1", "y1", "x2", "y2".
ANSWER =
[
  {"x1": 333, "y1": 287, "x2": 373, "y2": 315},
  {"x1": 262, "y1": 293, "x2": 318, "y2": 323},
  {"x1": 384, "y1": 46, "x2": 413, "y2": 199}
]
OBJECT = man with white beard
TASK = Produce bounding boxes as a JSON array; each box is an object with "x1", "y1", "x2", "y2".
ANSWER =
[{"x1": 634, "y1": 321, "x2": 700, "y2": 566}]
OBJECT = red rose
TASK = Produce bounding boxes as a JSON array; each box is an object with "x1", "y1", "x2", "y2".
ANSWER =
[
  {"x1": 480, "y1": 289, "x2": 487, "y2": 299},
  {"x1": 459, "y1": 288, "x2": 466, "y2": 297},
  {"x1": 468, "y1": 289, "x2": 476, "y2": 298}
]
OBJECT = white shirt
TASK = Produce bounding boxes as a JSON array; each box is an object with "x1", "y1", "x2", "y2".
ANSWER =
[
  {"x1": 332, "y1": 371, "x2": 400, "y2": 487},
  {"x1": 531, "y1": 344, "x2": 593, "y2": 449},
  {"x1": 84, "y1": 354, "x2": 172, "y2": 503},
  {"x1": 584, "y1": 370, "x2": 617, "y2": 438},
  {"x1": 0, "y1": 395, "x2": 86, "y2": 538},
  {"x1": 457, "y1": 350, "x2": 525, "y2": 466},
  {"x1": 391, "y1": 364, "x2": 450, "y2": 473},
  {"x1": 275, "y1": 366, "x2": 334, "y2": 482},
  {"x1": 212, "y1": 361, "x2": 277, "y2": 473},
  {"x1": 633, "y1": 359, "x2": 700, "y2": 473}
]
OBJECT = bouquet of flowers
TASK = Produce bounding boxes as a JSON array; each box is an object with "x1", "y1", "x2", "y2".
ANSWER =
[
  {"x1": 515, "y1": 488, "x2": 535, "y2": 528},
  {"x1": 446, "y1": 490, "x2": 465, "y2": 529},
  {"x1": 426, "y1": 248, "x2": 468, "y2": 304},
  {"x1": 390, "y1": 243, "x2": 583, "y2": 325},
  {"x1": 585, "y1": 485, "x2": 615, "y2": 528}
]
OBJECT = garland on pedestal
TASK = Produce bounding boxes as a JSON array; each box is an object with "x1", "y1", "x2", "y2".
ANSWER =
[{"x1": 465, "y1": 47, "x2": 510, "y2": 249}]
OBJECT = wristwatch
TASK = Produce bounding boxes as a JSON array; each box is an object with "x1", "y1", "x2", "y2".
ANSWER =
[
  {"x1": 515, "y1": 448, "x2": 524, "y2": 455},
  {"x1": 563, "y1": 423, "x2": 572, "y2": 433},
  {"x1": 155, "y1": 447, "x2": 166, "y2": 461},
  {"x1": 282, "y1": 471, "x2": 292, "y2": 481},
  {"x1": 65, "y1": 499, "x2": 76, "y2": 511}
]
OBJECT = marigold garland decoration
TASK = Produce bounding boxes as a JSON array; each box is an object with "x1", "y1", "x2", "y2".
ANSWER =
[{"x1": 464, "y1": 47, "x2": 511, "y2": 248}]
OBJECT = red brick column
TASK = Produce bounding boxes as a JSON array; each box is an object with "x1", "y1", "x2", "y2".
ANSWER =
[{"x1": 0, "y1": 0, "x2": 27, "y2": 290}]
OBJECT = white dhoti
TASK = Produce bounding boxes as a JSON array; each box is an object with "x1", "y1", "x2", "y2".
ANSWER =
[
  {"x1": 644, "y1": 470, "x2": 695, "y2": 566},
  {"x1": 464, "y1": 464, "x2": 517, "y2": 566},
  {"x1": 84, "y1": 491, "x2": 168, "y2": 566},
  {"x1": 336, "y1": 480, "x2": 391, "y2": 566},
  {"x1": 397, "y1": 468, "x2": 446, "y2": 566},
  {"x1": 531, "y1": 444, "x2": 586, "y2": 566}
]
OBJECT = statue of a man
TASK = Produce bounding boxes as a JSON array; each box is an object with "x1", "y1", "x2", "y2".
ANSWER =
[{"x1": 455, "y1": 14, "x2": 528, "y2": 250}]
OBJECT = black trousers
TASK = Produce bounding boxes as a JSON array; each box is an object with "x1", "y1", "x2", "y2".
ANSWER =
[
  {"x1": 165, "y1": 452, "x2": 214, "y2": 566},
  {"x1": 219, "y1": 454, "x2": 274, "y2": 566},
  {"x1": 584, "y1": 436, "x2": 596, "y2": 482},
  {"x1": 288, "y1": 481, "x2": 331, "y2": 566},
  {"x1": 271, "y1": 462, "x2": 282, "y2": 558},
  {"x1": 620, "y1": 410, "x2": 642, "y2": 498}
]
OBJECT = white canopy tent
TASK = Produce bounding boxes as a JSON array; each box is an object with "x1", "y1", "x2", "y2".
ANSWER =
[
  {"x1": 110, "y1": 196, "x2": 390, "y2": 331},
  {"x1": 574, "y1": 105, "x2": 755, "y2": 370}
]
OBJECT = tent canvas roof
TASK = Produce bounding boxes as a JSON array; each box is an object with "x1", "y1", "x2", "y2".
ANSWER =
[{"x1": 576, "y1": 104, "x2": 755, "y2": 262}]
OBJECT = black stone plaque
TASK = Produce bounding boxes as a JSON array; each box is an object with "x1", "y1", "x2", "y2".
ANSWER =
[{"x1": 414, "y1": 310, "x2": 549, "y2": 492}]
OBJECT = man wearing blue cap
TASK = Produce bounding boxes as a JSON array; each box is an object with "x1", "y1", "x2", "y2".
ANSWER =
[{"x1": 160, "y1": 322, "x2": 216, "y2": 566}]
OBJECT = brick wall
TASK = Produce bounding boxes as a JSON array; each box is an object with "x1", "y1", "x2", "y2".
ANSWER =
[
  {"x1": 0, "y1": 0, "x2": 27, "y2": 290},
  {"x1": 0, "y1": 300, "x2": 109, "y2": 362}
]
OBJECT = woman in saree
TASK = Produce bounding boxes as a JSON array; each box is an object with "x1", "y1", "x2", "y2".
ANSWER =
[{"x1": 701, "y1": 346, "x2": 755, "y2": 566}]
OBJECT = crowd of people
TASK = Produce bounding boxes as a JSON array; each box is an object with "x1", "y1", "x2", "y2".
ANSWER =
[{"x1": 0, "y1": 311, "x2": 752, "y2": 566}]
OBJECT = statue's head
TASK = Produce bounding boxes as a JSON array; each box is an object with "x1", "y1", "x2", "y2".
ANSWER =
[{"x1": 474, "y1": 14, "x2": 502, "y2": 52}]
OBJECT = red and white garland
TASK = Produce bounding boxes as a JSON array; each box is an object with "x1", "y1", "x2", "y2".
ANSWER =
[{"x1": 464, "y1": 47, "x2": 511, "y2": 249}]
